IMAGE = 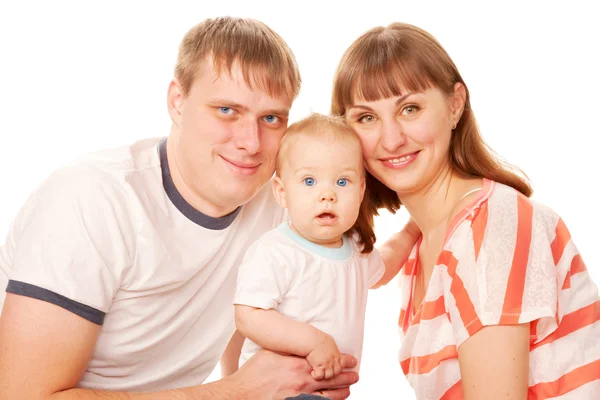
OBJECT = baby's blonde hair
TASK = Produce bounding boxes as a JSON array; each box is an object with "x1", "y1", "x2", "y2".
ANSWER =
[
  {"x1": 276, "y1": 113, "x2": 361, "y2": 175},
  {"x1": 276, "y1": 113, "x2": 376, "y2": 253}
]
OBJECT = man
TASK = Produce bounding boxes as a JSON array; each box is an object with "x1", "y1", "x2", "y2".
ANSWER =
[{"x1": 0, "y1": 17, "x2": 357, "y2": 399}]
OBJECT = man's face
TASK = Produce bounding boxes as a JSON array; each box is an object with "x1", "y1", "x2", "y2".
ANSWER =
[{"x1": 169, "y1": 59, "x2": 293, "y2": 216}]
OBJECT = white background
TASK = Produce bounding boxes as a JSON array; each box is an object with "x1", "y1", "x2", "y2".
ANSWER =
[{"x1": 1, "y1": 1, "x2": 599, "y2": 398}]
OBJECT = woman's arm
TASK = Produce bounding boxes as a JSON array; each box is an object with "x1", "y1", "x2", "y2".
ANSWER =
[
  {"x1": 372, "y1": 218, "x2": 420, "y2": 289},
  {"x1": 458, "y1": 323, "x2": 530, "y2": 399}
]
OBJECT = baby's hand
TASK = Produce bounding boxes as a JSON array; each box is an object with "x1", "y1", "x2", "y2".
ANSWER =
[{"x1": 306, "y1": 333, "x2": 342, "y2": 380}]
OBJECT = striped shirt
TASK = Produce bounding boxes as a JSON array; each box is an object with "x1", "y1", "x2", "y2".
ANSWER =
[{"x1": 397, "y1": 179, "x2": 600, "y2": 399}]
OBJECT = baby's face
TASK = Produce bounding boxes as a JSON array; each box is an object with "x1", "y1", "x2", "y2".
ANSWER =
[{"x1": 279, "y1": 135, "x2": 365, "y2": 247}]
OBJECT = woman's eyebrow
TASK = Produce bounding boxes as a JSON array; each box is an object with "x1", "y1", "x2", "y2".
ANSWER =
[{"x1": 348, "y1": 93, "x2": 415, "y2": 111}]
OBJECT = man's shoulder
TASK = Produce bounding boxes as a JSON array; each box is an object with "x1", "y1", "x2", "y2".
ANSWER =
[
  {"x1": 23, "y1": 138, "x2": 163, "y2": 218},
  {"x1": 68, "y1": 137, "x2": 162, "y2": 180}
]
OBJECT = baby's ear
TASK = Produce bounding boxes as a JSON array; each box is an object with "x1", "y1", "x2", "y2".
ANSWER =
[{"x1": 272, "y1": 176, "x2": 287, "y2": 208}]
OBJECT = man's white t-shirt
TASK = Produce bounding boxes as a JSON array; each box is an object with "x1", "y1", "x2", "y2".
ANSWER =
[
  {"x1": 234, "y1": 223, "x2": 385, "y2": 370},
  {"x1": 0, "y1": 137, "x2": 284, "y2": 391}
]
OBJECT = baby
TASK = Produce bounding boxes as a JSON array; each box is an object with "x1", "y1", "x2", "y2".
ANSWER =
[{"x1": 222, "y1": 113, "x2": 418, "y2": 381}]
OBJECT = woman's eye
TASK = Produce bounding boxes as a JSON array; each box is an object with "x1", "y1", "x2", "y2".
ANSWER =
[
  {"x1": 219, "y1": 107, "x2": 234, "y2": 115},
  {"x1": 337, "y1": 178, "x2": 348, "y2": 187},
  {"x1": 402, "y1": 105, "x2": 419, "y2": 115},
  {"x1": 358, "y1": 115, "x2": 375, "y2": 123},
  {"x1": 304, "y1": 177, "x2": 315, "y2": 186}
]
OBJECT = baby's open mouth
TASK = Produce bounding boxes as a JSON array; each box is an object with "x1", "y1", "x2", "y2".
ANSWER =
[{"x1": 317, "y1": 212, "x2": 337, "y2": 220}]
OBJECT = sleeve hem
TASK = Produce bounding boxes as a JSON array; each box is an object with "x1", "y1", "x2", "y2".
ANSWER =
[
  {"x1": 6, "y1": 280, "x2": 105, "y2": 325},
  {"x1": 455, "y1": 307, "x2": 557, "y2": 348},
  {"x1": 369, "y1": 264, "x2": 386, "y2": 289},
  {"x1": 233, "y1": 295, "x2": 278, "y2": 311}
]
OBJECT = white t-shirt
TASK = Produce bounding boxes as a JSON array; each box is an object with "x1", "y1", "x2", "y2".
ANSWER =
[
  {"x1": 0, "y1": 137, "x2": 284, "y2": 392},
  {"x1": 234, "y1": 223, "x2": 385, "y2": 370}
]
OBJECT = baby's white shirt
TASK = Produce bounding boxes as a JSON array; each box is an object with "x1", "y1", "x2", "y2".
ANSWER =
[{"x1": 234, "y1": 223, "x2": 385, "y2": 370}]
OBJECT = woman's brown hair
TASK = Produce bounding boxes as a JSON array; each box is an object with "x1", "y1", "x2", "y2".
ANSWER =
[{"x1": 331, "y1": 22, "x2": 532, "y2": 220}]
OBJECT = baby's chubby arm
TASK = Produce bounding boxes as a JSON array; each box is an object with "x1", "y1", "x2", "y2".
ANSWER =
[
  {"x1": 235, "y1": 305, "x2": 342, "y2": 380},
  {"x1": 371, "y1": 218, "x2": 421, "y2": 289}
]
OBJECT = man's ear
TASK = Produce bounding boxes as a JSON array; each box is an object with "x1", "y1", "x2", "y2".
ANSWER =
[
  {"x1": 167, "y1": 79, "x2": 184, "y2": 126},
  {"x1": 272, "y1": 176, "x2": 287, "y2": 208}
]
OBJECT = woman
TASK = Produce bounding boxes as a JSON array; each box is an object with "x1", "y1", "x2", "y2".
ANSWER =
[{"x1": 332, "y1": 23, "x2": 600, "y2": 399}]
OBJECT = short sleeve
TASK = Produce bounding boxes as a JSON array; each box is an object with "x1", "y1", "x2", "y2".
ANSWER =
[
  {"x1": 234, "y1": 237, "x2": 294, "y2": 310},
  {"x1": 2, "y1": 166, "x2": 135, "y2": 325},
  {"x1": 446, "y1": 188, "x2": 561, "y2": 348},
  {"x1": 366, "y1": 247, "x2": 386, "y2": 288}
]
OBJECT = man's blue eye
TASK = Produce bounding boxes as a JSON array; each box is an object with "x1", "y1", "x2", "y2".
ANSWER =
[
  {"x1": 337, "y1": 178, "x2": 348, "y2": 187},
  {"x1": 265, "y1": 115, "x2": 278, "y2": 123},
  {"x1": 304, "y1": 177, "x2": 315, "y2": 186},
  {"x1": 219, "y1": 107, "x2": 233, "y2": 114}
]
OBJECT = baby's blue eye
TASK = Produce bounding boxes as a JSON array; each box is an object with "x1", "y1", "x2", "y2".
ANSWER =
[
  {"x1": 219, "y1": 107, "x2": 233, "y2": 114},
  {"x1": 337, "y1": 178, "x2": 348, "y2": 187},
  {"x1": 304, "y1": 177, "x2": 315, "y2": 186}
]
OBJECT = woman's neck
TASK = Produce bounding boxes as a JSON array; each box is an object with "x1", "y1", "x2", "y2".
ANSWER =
[{"x1": 400, "y1": 167, "x2": 480, "y2": 236}]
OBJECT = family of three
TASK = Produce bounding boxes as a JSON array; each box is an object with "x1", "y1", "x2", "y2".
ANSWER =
[{"x1": 0, "y1": 16, "x2": 598, "y2": 400}]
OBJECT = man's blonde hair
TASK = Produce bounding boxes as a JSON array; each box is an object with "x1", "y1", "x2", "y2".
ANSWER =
[
  {"x1": 276, "y1": 113, "x2": 377, "y2": 253},
  {"x1": 175, "y1": 17, "x2": 301, "y2": 100}
]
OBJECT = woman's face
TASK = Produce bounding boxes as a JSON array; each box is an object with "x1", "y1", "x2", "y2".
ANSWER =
[{"x1": 345, "y1": 85, "x2": 464, "y2": 196}]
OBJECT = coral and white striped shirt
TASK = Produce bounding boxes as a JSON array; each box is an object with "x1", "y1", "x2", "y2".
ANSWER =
[{"x1": 397, "y1": 179, "x2": 600, "y2": 399}]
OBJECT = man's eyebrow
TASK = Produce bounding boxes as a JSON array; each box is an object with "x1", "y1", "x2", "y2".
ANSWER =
[
  {"x1": 208, "y1": 99, "x2": 248, "y2": 111},
  {"x1": 266, "y1": 109, "x2": 290, "y2": 117}
]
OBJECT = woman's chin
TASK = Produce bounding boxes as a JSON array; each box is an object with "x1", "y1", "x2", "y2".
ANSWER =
[{"x1": 379, "y1": 176, "x2": 422, "y2": 195}]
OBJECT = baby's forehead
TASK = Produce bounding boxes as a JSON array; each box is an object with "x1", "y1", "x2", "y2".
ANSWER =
[
  {"x1": 290, "y1": 134, "x2": 358, "y2": 155},
  {"x1": 281, "y1": 140, "x2": 363, "y2": 174},
  {"x1": 290, "y1": 131, "x2": 360, "y2": 148}
]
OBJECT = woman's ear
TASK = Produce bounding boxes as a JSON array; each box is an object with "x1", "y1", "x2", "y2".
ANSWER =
[
  {"x1": 450, "y1": 82, "x2": 467, "y2": 125},
  {"x1": 272, "y1": 176, "x2": 287, "y2": 208}
]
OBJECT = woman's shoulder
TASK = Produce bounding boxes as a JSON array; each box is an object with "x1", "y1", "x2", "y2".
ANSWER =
[
  {"x1": 446, "y1": 180, "x2": 565, "y2": 261},
  {"x1": 488, "y1": 181, "x2": 561, "y2": 225}
]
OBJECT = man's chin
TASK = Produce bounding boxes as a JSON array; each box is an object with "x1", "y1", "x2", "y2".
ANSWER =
[{"x1": 224, "y1": 183, "x2": 265, "y2": 207}]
